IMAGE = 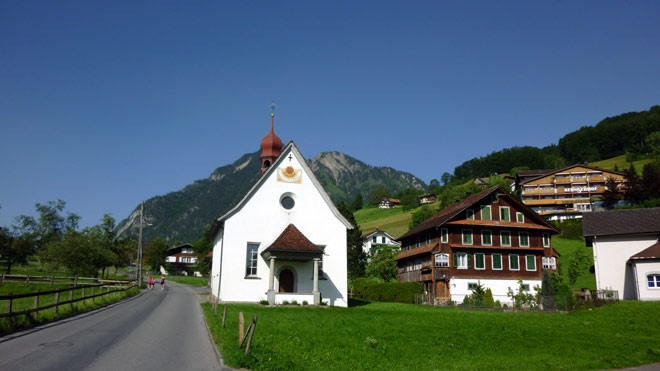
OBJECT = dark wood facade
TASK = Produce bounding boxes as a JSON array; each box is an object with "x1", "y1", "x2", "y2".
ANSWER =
[{"x1": 395, "y1": 186, "x2": 559, "y2": 301}]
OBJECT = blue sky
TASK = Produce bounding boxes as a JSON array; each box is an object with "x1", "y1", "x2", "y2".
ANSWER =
[{"x1": 1, "y1": 1, "x2": 659, "y2": 229}]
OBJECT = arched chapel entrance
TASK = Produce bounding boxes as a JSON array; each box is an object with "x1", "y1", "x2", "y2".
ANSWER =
[{"x1": 279, "y1": 269, "x2": 294, "y2": 293}]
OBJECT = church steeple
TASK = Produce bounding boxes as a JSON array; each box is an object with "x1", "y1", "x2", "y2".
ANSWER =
[{"x1": 260, "y1": 110, "x2": 282, "y2": 175}]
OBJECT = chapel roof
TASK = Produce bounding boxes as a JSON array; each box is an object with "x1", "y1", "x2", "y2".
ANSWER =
[
  {"x1": 262, "y1": 224, "x2": 324, "y2": 253},
  {"x1": 630, "y1": 241, "x2": 660, "y2": 260},
  {"x1": 260, "y1": 113, "x2": 283, "y2": 158}
]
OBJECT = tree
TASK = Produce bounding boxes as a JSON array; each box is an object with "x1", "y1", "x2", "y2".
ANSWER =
[
  {"x1": 337, "y1": 201, "x2": 367, "y2": 280},
  {"x1": 368, "y1": 186, "x2": 391, "y2": 206},
  {"x1": 642, "y1": 163, "x2": 660, "y2": 200},
  {"x1": 601, "y1": 177, "x2": 620, "y2": 209},
  {"x1": 1, "y1": 219, "x2": 37, "y2": 274},
  {"x1": 429, "y1": 179, "x2": 440, "y2": 188},
  {"x1": 567, "y1": 247, "x2": 590, "y2": 285},
  {"x1": 145, "y1": 238, "x2": 169, "y2": 272},
  {"x1": 397, "y1": 189, "x2": 420, "y2": 211},
  {"x1": 409, "y1": 205, "x2": 435, "y2": 229},
  {"x1": 47, "y1": 228, "x2": 105, "y2": 277},
  {"x1": 350, "y1": 193, "x2": 364, "y2": 212},
  {"x1": 624, "y1": 163, "x2": 644, "y2": 205},
  {"x1": 365, "y1": 249, "x2": 398, "y2": 281},
  {"x1": 441, "y1": 172, "x2": 452, "y2": 186}
]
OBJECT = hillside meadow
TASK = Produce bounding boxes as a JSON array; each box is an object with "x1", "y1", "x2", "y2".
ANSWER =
[{"x1": 203, "y1": 300, "x2": 660, "y2": 370}]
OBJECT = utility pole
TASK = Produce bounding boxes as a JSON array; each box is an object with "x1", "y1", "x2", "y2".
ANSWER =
[{"x1": 137, "y1": 201, "x2": 144, "y2": 287}]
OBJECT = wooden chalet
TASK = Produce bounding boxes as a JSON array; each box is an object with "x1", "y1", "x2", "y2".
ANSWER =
[
  {"x1": 378, "y1": 197, "x2": 401, "y2": 209},
  {"x1": 395, "y1": 186, "x2": 560, "y2": 304}
]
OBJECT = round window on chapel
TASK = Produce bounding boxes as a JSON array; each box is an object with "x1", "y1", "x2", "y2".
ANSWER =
[{"x1": 281, "y1": 196, "x2": 295, "y2": 210}]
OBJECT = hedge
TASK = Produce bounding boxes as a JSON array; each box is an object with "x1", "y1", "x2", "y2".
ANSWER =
[{"x1": 353, "y1": 278, "x2": 423, "y2": 304}]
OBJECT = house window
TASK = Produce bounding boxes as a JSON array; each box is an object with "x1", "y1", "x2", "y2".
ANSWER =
[
  {"x1": 521, "y1": 284, "x2": 530, "y2": 292},
  {"x1": 474, "y1": 253, "x2": 485, "y2": 270},
  {"x1": 462, "y1": 229, "x2": 473, "y2": 245},
  {"x1": 468, "y1": 282, "x2": 478, "y2": 290},
  {"x1": 426, "y1": 233, "x2": 431, "y2": 245},
  {"x1": 372, "y1": 236, "x2": 377, "y2": 243},
  {"x1": 381, "y1": 236, "x2": 386, "y2": 244},
  {"x1": 501, "y1": 231, "x2": 511, "y2": 246},
  {"x1": 435, "y1": 253, "x2": 449, "y2": 267},
  {"x1": 543, "y1": 233, "x2": 550, "y2": 247},
  {"x1": 466, "y1": 209, "x2": 474, "y2": 220},
  {"x1": 481, "y1": 205, "x2": 491, "y2": 221},
  {"x1": 414, "y1": 258, "x2": 422, "y2": 271},
  {"x1": 500, "y1": 206, "x2": 511, "y2": 222},
  {"x1": 519, "y1": 232, "x2": 529, "y2": 247},
  {"x1": 416, "y1": 236, "x2": 420, "y2": 248},
  {"x1": 492, "y1": 254, "x2": 503, "y2": 270},
  {"x1": 509, "y1": 254, "x2": 520, "y2": 271},
  {"x1": 482, "y1": 230, "x2": 492, "y2": 246},
  {"x1": 526, "y1": 255, "x2": 537, "y2": 271},
  {"x1": 406, "y1": 260, "x2": 413, "y2": 272},
  {"x1": 441, "y1": 228, "x2": 449, "y2": 243},
  {"x1": 542, "y1": 256, "x2": 556, "y2": 270},
  {"x1": 455, "y1": 252, "x2": 468, "y2": 269},
  {"x1": 245, "y1": 243, "x2": 259, "y2": 277},
  {"x1": 648, "y1": 274, "x2": 660, "y2": 288}
]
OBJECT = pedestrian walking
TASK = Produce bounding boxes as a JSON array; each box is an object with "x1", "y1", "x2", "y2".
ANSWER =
[
  {"x1": 160, "y1": 275, "x2": 166, "y2": 290},
  {"x1": 148, "y1": 277, "x2": 153, "y2": 290}
]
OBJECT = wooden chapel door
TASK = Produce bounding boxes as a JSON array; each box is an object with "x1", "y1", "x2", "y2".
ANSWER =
[{"x1": 279, "y1": 269, "x2": 294, "y2": 293}]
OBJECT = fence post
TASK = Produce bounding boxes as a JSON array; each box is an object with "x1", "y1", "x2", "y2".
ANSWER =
[
  {"x1": 91, "y1": 287, "x2": 95, "y2": 304},
  {"x1": 222, "y1": 306, "x2": 227, "y2": 328},
  {"x1": 82, "y1": 286, "x2": 85, "y2": 307},
  {"x1": 26, "y1": 275, "x2": 30, "y2": 284},
  {"x1": 1, "y1": 274, "x2": 4, "y2": 285},
  {"x1": 33, "y1": 290, "x2": 39, "y2": 320},
  {"x1": 239, "y1": 312, "x2": 244, "y2": 344},
  {"x1": 69, "y1": 288, "x2": 74, "y2": 311},
  {"x1": 245, "y1": 315, "x2": 258, "y2": 354},
  {"x1": 54, "y1": 292, "x2": 60, "y2": 315},
  {"x1": 51, "y1": 276, "x2": 54, "y2": 287},
  {"x1": 7, "y1": 292, "x2": 12, "y2": 316}
]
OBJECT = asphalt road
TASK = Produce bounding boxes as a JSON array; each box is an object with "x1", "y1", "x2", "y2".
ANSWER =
[{"x1": 0, "y1": 282, "x2": 225, "y2": 371}]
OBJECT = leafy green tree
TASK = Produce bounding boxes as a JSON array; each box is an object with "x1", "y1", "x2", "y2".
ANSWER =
[
  {"x1": 365, "y1": 249, "x2": 398, "y2": 282},
  {"x1": 398, "y1": 189, "x2": 420, "y2": 211},
  {"x1": 567, "y1": 247, "x2": 590, "y2": 285},
  {"x1": 145, "y1": 238, "x2": 169, "y2": 272},
  {"x1": 441, "y1": 172, "x2": 452, "y2": 185},
  {"x1": 624, "y1": 163, "x2": 645, "y2": 205},
  {"x1": 350, "y1": 193, "x2": 364, "y2": 212},
  {"x1": 1, "y1": 219, "x2": 37, "y2": 274},
  {"x1": 337, "y1": 201, "x2": 366, "y2": 280},
  {"x1": 409, "y1": 205, "x2": 435, "y2": 229},
  {"x1": 440, "y1": 184, "x2": 481, "y2": 209},
  {"x1": 113, "y1": 238, "x2": 135, "y2": 276},
  {"x1": 601, "y1": 177, "x2": 620, "y2": 209},
  {"x1": 368, "y1": 186, "x2": 391, "y2": 206},
  {"x1": 642, "y1": 163, "x2": 660, "y2": 200},
  {"x1": 47, "y1": 228, "x2": 103, "y2": 277}
]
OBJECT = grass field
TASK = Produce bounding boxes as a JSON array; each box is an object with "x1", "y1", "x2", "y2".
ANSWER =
[
  {"x1": 167, "y1": 275, "x2": 209, "y2": 287},
  {"x1": 0, "y1": 281, "x2": 139, "y2": 334},
  {"x1": 203, "y1": 300, "x2": 660, "y2": 370},
  {"x1": 589, "y1": 154, "x2": 651, "y2": 173},
  {"x1": 552, "y1": 237, "x2": 596, "y2": 290},
  {"x1": 0, "y1": 260, "x2": 132, "y2": 280},
  {"x1": 357, "y1": 203, "x2": 441, "y2": 238}
]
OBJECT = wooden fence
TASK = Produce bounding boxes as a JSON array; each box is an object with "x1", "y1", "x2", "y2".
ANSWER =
[
  {"x1": 0, "y1": 279, "x2": 137, "y2": 319},
  {"x1": 0, "y1": 274, "x2": 119, "y2": 287}
]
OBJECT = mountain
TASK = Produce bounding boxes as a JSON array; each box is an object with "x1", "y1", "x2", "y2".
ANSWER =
[{"x1": 115, "y1": 151, "x2": 426, "y2": 243}]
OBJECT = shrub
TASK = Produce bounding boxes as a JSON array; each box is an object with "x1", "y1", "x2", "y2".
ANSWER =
[
  {"x1": 282, "y1": 300, "x2": 290, "y2": 305},
  {"x1": 550, "y1": 219, "x2": 584, "y2": 240},
  {"x1": 483, "y1": 288, "x2": 494, "y2": 307},
  {"x1": 493, "y1": 300, "x2": 502, "y2": 309},
  {"x1": 290, "y1": 300, "x2": 298, "y2": 306},
  {"x1": 302, "y1": 301, "x2": 308, "y2": 306},
  {"x1": 259, "y1": 300, "x2": 269, "y2": 305},
  {"x1": 353, "y1": 277, "x2": 422, "y2": 304}
]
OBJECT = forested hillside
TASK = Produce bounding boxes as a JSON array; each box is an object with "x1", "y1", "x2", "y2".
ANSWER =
[{"x1": 453, "y1": 105, "x2": 660, "y2": 179}]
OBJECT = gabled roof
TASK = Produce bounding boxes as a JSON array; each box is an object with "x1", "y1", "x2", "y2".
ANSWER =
[
  {"x1": 630, "y1": 241, "x2": 660, "y2": 260},
  {"x1": 583, "y1": 208, "x2": 660, "y2": 237},
  {"x1": 520, "y1": 164, "x2": 624, "y2": 185},
  {"x1": 380, "y1": 197, "x2": 401, "y2": 204},
  {"x1": 361, "y1": 229, "x2": 397, "y2": 240},
  {"x1": 209, "y1": 141, "x2": 353, "y2": 238},
  {"x1": 262, "y1": 224, "x2": 324, "y2": 254},
  {"x1": 398, "y1": 186, "x2": 558, "y2": 241}
]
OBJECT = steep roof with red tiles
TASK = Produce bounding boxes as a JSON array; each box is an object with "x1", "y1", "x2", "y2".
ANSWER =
[
  {"x1": 262, "y1": 224, "x2": 324, "y2": 253},
  {"x1": 629, "y1": 241, "x2": 660, "y2": 260}
]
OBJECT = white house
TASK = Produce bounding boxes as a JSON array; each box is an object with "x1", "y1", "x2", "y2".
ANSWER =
[
  {"x1": 583, "y1": 208, "x2": 660, "y2": 301},
  {"x1": 209, "y1": 115, "x2": 353, "y2": 307},
  {"x1": 361, "y1": 228, "x2": 401, "y2": 255},
  {"x1": 378, "y1": 197, "x2": 400, "y2": 209}
]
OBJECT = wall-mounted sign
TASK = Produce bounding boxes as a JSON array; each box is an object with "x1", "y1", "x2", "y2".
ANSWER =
[{"x1": 567, "y1": 186, "x2": 597, "y2": 193}]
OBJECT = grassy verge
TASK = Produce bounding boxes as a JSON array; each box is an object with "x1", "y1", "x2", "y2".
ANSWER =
[
  {"x1": 357, "y1": 203, "x2": 442, "y2": 238},
  {"x1": 202, "y1": 300, "x2": 660, "y2": 370},
  {"x1": 168, "y1": 275, "x2": 209, "y2": 287},
  {"x1": 0, "y1": 281, "x2": 139, "y2": 334},
  {"x1": 553, "y1": 237, "x2": 596, "y2": 290}
]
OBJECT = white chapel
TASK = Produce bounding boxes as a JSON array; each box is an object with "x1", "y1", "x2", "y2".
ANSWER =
[{"x1": 209, "y1": 113, "x2": 352, "y2": 307}]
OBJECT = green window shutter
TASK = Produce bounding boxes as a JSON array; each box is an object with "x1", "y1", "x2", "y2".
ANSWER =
[
  {"x1": 467, "y1": 253, "x2": 473, "y2": 268},
  {"x1": 453, "y1": 253, "x2": 458, "y2": 268}
]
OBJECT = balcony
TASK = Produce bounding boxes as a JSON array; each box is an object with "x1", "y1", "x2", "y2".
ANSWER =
[
  {"x1": 588, "y1": 176, "x2": 605, "y2": 182},
  {"x1": 554, "y1": 178, "x2": 571, "y2": 184},
  {"x1": 399, "y1": 271, "x2": 421, "y2": 282},
  {"x1": 522, "y1": 188, "x2": 556, "y2": 195}
]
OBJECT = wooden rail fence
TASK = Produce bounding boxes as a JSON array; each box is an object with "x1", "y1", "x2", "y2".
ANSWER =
[
  {"x1": 0, "y1": 279, "x2": 137, "y2": 319},
  {"x1": 0, "y1": 274, "x2": 120, "y2": 287}
]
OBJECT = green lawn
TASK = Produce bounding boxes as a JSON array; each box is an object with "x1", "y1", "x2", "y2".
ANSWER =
[
  {"x1": 354, "y1": 206, "x2": 406, "y2": 224},
  {"x1": 203, "y1": 300, "x2": 660, "y2": 370},
  {"x1": 589, "y1": 154, "x2": 651, "y2": 173},
  {"x1": 168, "y1": 275, "x2": 208, "y2": 287},
  {"x1": 553, "y1": 237, "x2": 596, "y2": 290}
]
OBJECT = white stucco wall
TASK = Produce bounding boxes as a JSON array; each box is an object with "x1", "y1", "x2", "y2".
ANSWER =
[
  {"x1": 210, "y1": 146, "x2": 349, "y2": 307},
  {"x1": 592, "y1": 234, "x2": 659, "y2": 300},
  {"x1": 634, "y1": 261, "x2": 660, "y2": 301},
  {"x1": 450, "y1": 278, "x2": 541, "y2": 306},
  {"x1": 362, "y1": 231, "x2": 401, "y2": 254}
]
